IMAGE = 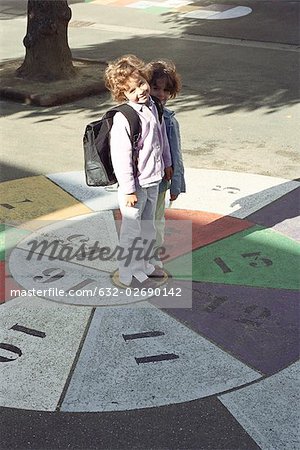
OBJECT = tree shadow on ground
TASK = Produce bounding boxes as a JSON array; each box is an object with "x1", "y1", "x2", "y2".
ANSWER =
[
  {"x1": 160, "y1": 0, "x2": 300, "y2": 45},
  {"x1": 72, "y1": 34, "x2": 299, "y2": 112},
  {"x1": 0, "y1": 89, "x2": 114, "y2": 121},
  {"x1": 0, "y1": 161, "x2": 39, "y2": 182},
  {"x1": 1, "y1": 30, "x2": 299, "y2": 120}
]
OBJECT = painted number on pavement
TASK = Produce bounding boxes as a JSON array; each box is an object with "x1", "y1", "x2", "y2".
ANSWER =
[
  {"x1": 0, "y1": 199, "x2": 33, "y2": 210},
  {"x1": 0, "y1": 323, "x2": 46, "y2": 362},
  {"x1": 214, "y1": 252, "x2": 273, "y2": 273},
  {"x1": 123, "y1": 330, "x2": 179, "y2": 365}
]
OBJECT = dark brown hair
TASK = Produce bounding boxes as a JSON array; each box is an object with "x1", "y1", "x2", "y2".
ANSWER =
[{"x1": 146, "y1": 59, "x2": 181, "y2": 98}]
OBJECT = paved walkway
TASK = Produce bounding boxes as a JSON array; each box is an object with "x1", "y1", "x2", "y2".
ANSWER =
[{"x1": 1, "y1": 0, "x2": 299, "y2": 181}]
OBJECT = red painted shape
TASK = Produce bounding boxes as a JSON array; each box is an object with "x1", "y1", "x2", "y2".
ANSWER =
[
  {"x1": 163, "y1": 209, "x2": 254, "y2": 261},
  {"x1": 113, "y1": 208, "x2": 254, "y2": 262},
  {"x1": 113, "y1": 209, "x2": 121, "y2": 234},
  {"x1": 0, "y1": 261, "x2": 22, "y2": 304}
]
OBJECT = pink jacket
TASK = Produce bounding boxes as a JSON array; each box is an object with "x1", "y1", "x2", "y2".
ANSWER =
[{"x1": 110, "y1": 97, "x2": 172, "y2": 194}]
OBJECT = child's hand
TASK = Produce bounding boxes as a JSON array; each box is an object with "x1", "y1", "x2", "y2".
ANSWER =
[
  {"x1": 125, "y1": 193, "x2": 138, "y2": 207},
  {"x1": 164, "y1": 166, "x2": 173, "y2": 181},
  {"x1": 170, "y1": 193, "x2": 179, "y2": 201}
]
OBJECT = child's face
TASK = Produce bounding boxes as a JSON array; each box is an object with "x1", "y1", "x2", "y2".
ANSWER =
[
  {"x1": 124, "y1": 75, "x2": 150, "y2": 104},
  {"x1": 150, "y1": 77, "x2": 171, "y2": 106}
]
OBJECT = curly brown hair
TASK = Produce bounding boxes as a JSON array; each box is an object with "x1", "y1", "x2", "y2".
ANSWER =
[
  {"x1": 146, "y1": 59, "x2": 181, "y2": 99},
  {"x1": 104, "y1": 54, "x2": 148, "y2": 103}
]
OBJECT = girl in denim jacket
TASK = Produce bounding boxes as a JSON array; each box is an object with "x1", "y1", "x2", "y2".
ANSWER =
[
  {"x1": 104, "y1": 55, "x2": 173, "y2": 286},
  {"x1": 146, "y1": 60, "x2": 186, "y2": 266}
]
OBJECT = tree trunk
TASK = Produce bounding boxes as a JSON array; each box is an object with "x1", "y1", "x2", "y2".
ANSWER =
[{"x1": 16, "y1": 0, "x2": 76, "y2": 82}]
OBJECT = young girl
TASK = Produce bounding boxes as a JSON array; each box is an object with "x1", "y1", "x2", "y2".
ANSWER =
[
  {"x1": 104, "y1": 54, "x2": 173, "y2": 287},
  {"x1": 146, "y1": 59, "x2": 186, "y2": 267}
]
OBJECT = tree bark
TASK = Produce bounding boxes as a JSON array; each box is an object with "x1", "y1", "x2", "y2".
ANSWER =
[{"x1": 17, "y1": 0, "x2": 76, "y2": 82}]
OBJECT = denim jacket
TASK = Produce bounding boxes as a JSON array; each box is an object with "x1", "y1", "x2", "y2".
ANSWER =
[{"x1": 159, "y1": 107, "x2": 186, "y2": 195}]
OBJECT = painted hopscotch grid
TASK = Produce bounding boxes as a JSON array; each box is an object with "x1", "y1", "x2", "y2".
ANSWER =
[{"x1": 86, "y1": 0, "x2": 252, "y2": 19}]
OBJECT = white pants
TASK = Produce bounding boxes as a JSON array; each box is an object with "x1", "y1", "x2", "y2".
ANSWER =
[{"x1": 118, "y1": 184, "x2": 159, "y2": 285}]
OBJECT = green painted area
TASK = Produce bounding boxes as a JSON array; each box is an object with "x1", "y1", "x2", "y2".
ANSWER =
[
  {"x1": 165, "y1": 225, "x2": 300, "y2": 291},
  {"x1": 0, "y1": 224, "x2": 29, "y2": 261}
]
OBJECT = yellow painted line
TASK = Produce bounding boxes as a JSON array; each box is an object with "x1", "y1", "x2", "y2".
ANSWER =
[
  {"x1": 19, "y1": 206, "x2": 93, "y2": 231},
  {"x1": 0, "y1": 176, "x2": 91, "y2": 227}
]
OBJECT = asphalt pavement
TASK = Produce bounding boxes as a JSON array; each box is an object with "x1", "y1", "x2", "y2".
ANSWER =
[{"x1": 0, "y1": 0, "x2": 299, "y2": 181}]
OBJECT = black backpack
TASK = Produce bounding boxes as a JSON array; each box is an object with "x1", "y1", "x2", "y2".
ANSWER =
[{"x1": 83, "y1": 98, "x2": 163, "y2": 187}]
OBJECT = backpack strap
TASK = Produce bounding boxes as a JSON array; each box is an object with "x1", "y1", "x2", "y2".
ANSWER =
[
  {"x1": 112, "y1": 104, "x2": 141, "y2": 148},
  {"x1": 151, "y1": 96, "x2": 163, "y2": 123},
  {"x1": 108, "y1": 99, "x2": 163, "y2": 147}
]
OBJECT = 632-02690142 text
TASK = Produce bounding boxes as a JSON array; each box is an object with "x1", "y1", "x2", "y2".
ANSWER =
[{"x1": 9, "y1": 287, "x2": 183, "y2": 298}]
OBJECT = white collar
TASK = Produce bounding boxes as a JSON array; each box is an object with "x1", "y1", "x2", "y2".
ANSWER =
[{"x1": 127, "y1": 96, "x2": 154, "y2": 112}]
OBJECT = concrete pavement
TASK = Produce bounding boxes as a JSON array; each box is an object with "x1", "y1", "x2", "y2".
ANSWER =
[{"x1": 0, "y1": 0, "x2": 299, "y2": 181}]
